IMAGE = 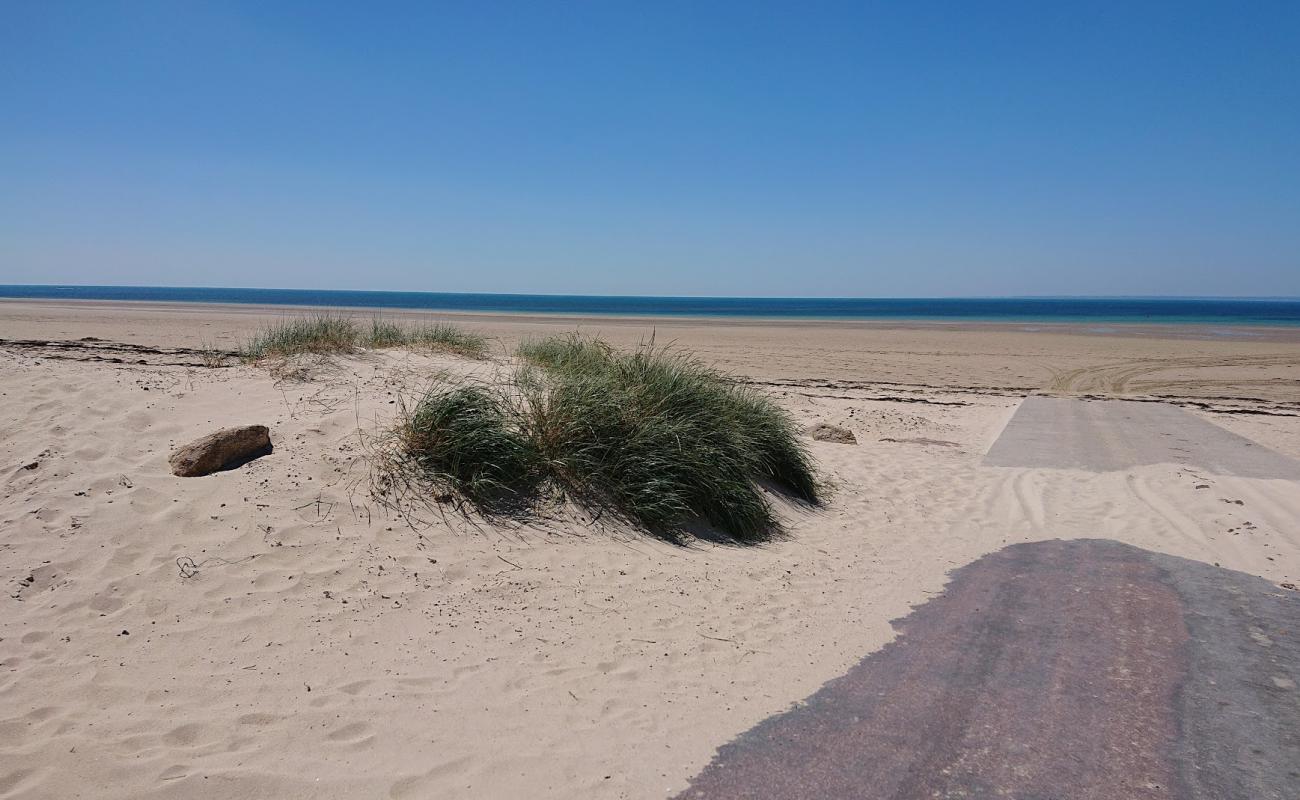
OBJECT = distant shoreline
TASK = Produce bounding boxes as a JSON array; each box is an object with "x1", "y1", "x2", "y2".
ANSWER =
[
  {"x1": 6, "y1": 297, "x2": 1300, "y2": 344},
  {"x1": 2, "y1": 285, "x2": 1300, "y2": 328}
]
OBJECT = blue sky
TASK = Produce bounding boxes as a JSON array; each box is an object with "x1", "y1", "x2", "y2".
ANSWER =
[{"x1": 2, "y1": 1, "x2": 1297, "y2": 297}]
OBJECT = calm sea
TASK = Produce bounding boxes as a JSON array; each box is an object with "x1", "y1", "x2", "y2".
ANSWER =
[{"x1": 3, "y1": 285, "x2": 1299, "y2": 327}]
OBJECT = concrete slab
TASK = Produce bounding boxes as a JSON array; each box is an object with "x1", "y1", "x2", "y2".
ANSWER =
[
  {"x1": 983, "y1": 397, "x2": 1300, "y2": 479},
  {"x1": 675, "y1": 540, "x2": 1300, "y2": 800}
]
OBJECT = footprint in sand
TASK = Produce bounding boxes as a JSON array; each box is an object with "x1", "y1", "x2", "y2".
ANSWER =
[
  {"x1": 326, "y1": 721, "x2": 373, "y2": 743},
  {"x1": 338, "y1": 679, "x2": 373, "y2": 695},
  {"x1": 388, "y1": 757, "x2": 474, "y2": 799},
  {"x1": 25, "y1": 706, "x2": 61, "y2": 723},
  {"x1": 162, "y1": 722, "x2": 209, "y2": 747}
]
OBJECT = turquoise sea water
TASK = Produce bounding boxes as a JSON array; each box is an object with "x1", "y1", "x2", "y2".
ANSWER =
[{"x1": 2, "y1": 285, "x2": 1299, "y2": 327}]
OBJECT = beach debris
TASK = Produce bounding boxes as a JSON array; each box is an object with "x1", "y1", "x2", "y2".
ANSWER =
[
  {"x1": 806, "y1": 423, "x2": 857, "y2": 445},
  {"x1": 880, "y1": 437, "x2": 961, "y2": 448},
  {"x1": 169, "y1": 425, "x2": 272, "y2": 476}
]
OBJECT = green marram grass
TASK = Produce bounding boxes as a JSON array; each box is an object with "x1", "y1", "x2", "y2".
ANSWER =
[
  {"x1": 405, "y1": 323, "x2": 490, "y2": 358},
  {"x1": 240, "y1": 314, "x2": 360, "y2": 360},
  {"x1": 514, "y1": 334, "x2": 610, "y2": 373},
  {"x1": 395, "y1": 334, "x2": 820, "y2": 542},
  {"x1": 240, "y1": 314, "x2": 489, "y2": 360},
  {"x1": 399, "y1": 386, "x2": 541, "y2": 507},
  {"x1": 363, "y1": 318, "x2": 407, "y2": 349}
]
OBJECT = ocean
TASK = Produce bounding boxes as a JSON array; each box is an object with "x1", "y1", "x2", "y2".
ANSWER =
[{"x1": 3, "y1": 285, "x2": 1300, "y2": 327}]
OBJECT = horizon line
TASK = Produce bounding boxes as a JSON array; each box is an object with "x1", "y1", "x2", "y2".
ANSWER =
[{"x1": 3, "y1": 283, "x2": 1298, "y2": 302}]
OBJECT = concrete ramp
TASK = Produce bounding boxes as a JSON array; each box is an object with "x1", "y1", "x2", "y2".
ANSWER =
[
  {"x1": 983, "y1": 397, "x2": 1300, "y2": 479},
  {"x1": 676, "y1": 540, "x2": 1300, "y2": 800}
]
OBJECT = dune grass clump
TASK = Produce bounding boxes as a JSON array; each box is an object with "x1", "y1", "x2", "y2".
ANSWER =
[
  {"x1": 406, "y1": 323, "x2": 490, "y2": 359},
  {"x1": 240, "y1": 314, "x2": 489, "y2": 361},
  {"x1": 240, "y1": 314, "x2": 359, "y2": 360},
  {"x1": 399, "y1": 386, "x2": 540, "y2": 506},
  {"x1": 515, "y1": 334, "x2": 609, "y2": 373},
  {"x1": 725, "y1": 388, "x2": 820, "y2": 502},
  {"x1": 363, "y1": 318, "x2": 407, "y2": 349},
  {"x1": 394, "y1": 334, "x2": 819, "y2": 541}
]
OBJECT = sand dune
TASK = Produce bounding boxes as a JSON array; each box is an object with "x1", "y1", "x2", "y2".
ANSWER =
[{"x1": 1, "y1": 303, "x2": 1298, "y2": 798}]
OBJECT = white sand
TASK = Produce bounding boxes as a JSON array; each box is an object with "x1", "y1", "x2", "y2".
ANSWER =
[{"x1": 1, "y1": 302, "x2": 1298, "y2": 799}]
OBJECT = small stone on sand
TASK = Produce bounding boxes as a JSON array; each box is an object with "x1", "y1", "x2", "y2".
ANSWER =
[{"x1": 169, "y1": 425, "x2": 272, "y2": 477}]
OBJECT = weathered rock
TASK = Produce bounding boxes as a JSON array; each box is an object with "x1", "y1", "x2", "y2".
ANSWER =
[
  {"x1": 169, "y1": 425, "x2": 272, "y2": 476},
  {"x1": 807, "y1": 423, "x2": 857, "y2": 445}
]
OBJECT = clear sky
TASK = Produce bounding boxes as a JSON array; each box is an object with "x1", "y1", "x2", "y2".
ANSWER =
[{"x1": 2, "y1": 1, "x2": 1297, "y2": 297}]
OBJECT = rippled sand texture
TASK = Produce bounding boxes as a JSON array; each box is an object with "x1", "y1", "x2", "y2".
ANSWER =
[{"x1": 1, "y1": 301, "x2": 1298, "y2": 799}]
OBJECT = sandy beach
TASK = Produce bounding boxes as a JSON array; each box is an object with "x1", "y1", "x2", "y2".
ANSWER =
[{"x1": 2, "y1": 300, "x2": 1298, "y2": 799}]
